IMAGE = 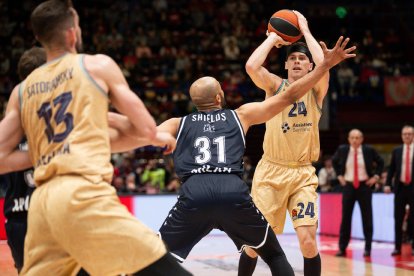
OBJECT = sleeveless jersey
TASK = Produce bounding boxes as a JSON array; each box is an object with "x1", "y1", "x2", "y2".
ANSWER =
[
  {"x1": 19, "y1": 53, "x2": 113, "y2": 186},
  {"x1": 3, "y1": 142, "x2": 35, "y2": 220},
  {"x1": 263, "y1": 79, "x2": 321, "y2": 163},
  {"x1": 173, "y1": 109, "x2": 245, "y2": 181}
]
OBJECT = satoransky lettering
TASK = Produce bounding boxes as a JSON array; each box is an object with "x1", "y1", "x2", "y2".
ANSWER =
[{"x1": 27, "y1": 68, "x2": 74, "y2": 99}]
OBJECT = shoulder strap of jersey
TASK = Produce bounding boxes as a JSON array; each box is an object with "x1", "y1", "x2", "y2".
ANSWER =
[
  {"x1": 311, "y1": 88, "x2": 323, "y2": 114},
  {"x1": 229, "y1": 110, "x2": 246, "y2": 147},
  {"x1": 274, "y1": 79, "x2": 288, "y2": 96},
  {"x1": 78, "y1": 54, "x2": 107, "y2": 97},
  {"x1": 18, "y1": 81, "x2": 25, "y2": 111},
  {"x1": 176, "y1": 115, "x2": 187, "y2": 141}
]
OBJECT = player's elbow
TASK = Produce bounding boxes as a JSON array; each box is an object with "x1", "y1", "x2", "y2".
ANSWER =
[
  {"x1": 245, "y1": 62, "x2": 258, "y2": 76},
  {"x1": 0, "y1": 153, "x2": 10, "y2": 174}
]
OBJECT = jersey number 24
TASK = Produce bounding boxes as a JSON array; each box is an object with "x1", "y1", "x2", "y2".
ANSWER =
[{"x1": 288, "y1": 101, "x2": 307, "y2": 117}]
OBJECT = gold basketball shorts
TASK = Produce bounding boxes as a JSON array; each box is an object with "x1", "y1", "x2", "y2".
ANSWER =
[
  {"x1": 251, "y1": 158, "x2": 319, "y2": 234},
  {"x1": 20, "y1": 175, "x2": 166, "y2": 276}
]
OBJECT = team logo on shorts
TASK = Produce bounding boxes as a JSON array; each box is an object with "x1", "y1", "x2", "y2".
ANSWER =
[
  {"x1": 281, "y1": 122, "x2": 290, "y2": 133},
  {"x1": 291, "y1": 209, "x2": 298, "y2": 221}
]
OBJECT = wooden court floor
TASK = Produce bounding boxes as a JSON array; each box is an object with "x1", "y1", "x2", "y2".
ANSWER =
[{"x1": 1, "y1": 234, "x2": 414, "y2": 275}]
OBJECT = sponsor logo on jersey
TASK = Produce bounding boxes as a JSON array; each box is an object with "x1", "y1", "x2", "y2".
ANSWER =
[
  {"x1": 292, "y1": 122, "x2": 312, "y2": 133},
  {"x1": 24, "y1": 170, "x2": 36, "y2": 188},
  {"x1": 292, "y1": 208, "x2": 298, "y2": 221},
  {"x1": 12, "y1": 196, "x2": 30, "y2": 212},
  {"x1": 282, "y1": 122, "x2": 313, "y2": 134},
  {"x1": 281, "y1": 122, "x2": 290, "y2": 133},
  {"x1": 203, "y1": 124, "x2": 215, "y2": 133},
  {"x1": 190, "y1": 164, "x2": 232, "y2": 174}
]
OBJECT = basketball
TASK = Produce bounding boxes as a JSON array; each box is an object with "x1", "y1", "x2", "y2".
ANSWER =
[{"x1": 268, "y1": 9, "x2": 303, "y2": 43}]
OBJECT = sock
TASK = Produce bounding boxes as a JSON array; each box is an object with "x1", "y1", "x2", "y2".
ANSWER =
[
  {"x1": 304, "y1": 253, "x2": 321, "y2": 276},
  {"x1": 238, "y1": 251, "x2": 258, "y2": 276}
]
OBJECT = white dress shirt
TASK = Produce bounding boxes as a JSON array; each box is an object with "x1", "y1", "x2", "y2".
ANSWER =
[{"x1": 345, "y1": 146, "x2": 369, "y2": 182}]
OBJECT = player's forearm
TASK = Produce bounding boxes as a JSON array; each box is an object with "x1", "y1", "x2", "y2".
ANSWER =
[
  {"x1": 285, "y1": 62, "x2": 330, "y2": 102},
  {"x1": 0, "y1": 150, "x2": 32, "y2": 174},
  {"x1": 246, "y1": 34, "x2": 279, "y2": 72},
  {"x1": 109, "y1": 128, "x2": 173, "y2": 154},
  {"x1": 110, "y1": 136, "x2": 149, "y2": 153},
  {"x1": 303, "y1": 30, "x2": 324, "y2": 65}
]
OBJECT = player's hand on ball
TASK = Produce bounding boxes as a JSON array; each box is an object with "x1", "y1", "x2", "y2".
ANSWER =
[
  {"x1": 292, "y1": 10, "x2": 309, "y2": 33},
  {"x1": 320, "y1": 36, "x2": 356, "y2": 68},
  {"x1": 266, "y1": 31, "x2": 291, "y2": 48}
]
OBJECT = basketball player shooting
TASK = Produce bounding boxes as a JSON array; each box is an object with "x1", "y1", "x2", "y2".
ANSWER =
[{"x1": 239, "y1": 10, "x2": 333, "y2": 276}]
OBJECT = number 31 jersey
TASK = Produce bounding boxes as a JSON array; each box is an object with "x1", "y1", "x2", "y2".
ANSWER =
[
  {"x1": 173, "y1": 109, "x2": 245, "y2": 181},
  {"x1": 19, "y1": 53, "x2": 113, "y2": 186}
]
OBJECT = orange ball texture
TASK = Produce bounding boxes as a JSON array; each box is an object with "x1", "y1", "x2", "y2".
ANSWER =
[{"x1": 268, "y1": 10, "x2": 303, "y2": 43}]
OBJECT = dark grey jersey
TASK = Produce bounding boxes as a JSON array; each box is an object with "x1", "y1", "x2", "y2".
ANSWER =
[{"x1": 173, "y1": 109, "x2": 245, "y2": 181}]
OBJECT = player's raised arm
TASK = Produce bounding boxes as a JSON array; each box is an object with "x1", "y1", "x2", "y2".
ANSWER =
[
  {"x1": 237, "y1": 36, "x2": 356, "y2": 132},
  {"x1": 293, "y1": 10, "x2": 330, "y2": 104},
  {"x1": 245, "y1": 32, "x2": 289, "y2": 97}
]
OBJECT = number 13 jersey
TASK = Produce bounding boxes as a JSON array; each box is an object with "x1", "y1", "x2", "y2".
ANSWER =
[
  {"x1": 173, "y1": 109, "x2": 245, "y2": 181},
  {"x1": 263, "y1": 79, "x2": 322, "y2": 163},
  {"x1": 19, "y1": 53, "x2": 113, "y2": 186}
]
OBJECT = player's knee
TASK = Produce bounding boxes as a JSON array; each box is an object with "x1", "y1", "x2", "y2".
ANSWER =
[
  {"x1": 245, "y1": 247, "x2": 258, "y2": 258},
  {"x1": 299, "y1": 237, "x2": 318, "y2": 257}
]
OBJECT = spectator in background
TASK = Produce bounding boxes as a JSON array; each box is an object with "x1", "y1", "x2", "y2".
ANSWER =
[
  {"x1": 141, "y1": 159, "x2": 166, "y2": 192},
  {"x1": 336, "y1": 62, "x2": 356, "y2": 97},
  {"x1": 242, "y1": 156, "x2": 255, "y2": 190},
  {"x1": 318, "y1": 156, "x2": 337, "y2": 192},
  {"x1": 384, "y1": 125, "x2": 414, "y2": 256},
  {"x1": 163, "y1": 173, "x2": 181, "y2": 194},
  {"x1": 112, "y1": 176, "x2": 126, "y2": 194},
  {"x1": 125, "y1": 173, "x2": 138, "y2": 194},
  {"x1": 135, "y1": 40, "x2": 152, "y2": 59},
  {"x1": 333, "y1": 129, "x2": 384, "y2": 257}
]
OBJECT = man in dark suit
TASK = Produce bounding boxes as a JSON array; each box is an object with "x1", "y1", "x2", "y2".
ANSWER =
[
  {"x1": 384, "y1": 125, "x2": 414, "y2": 256},
  {"x1": 332, "y1": 129, "x2": 384, "y2": 257}
]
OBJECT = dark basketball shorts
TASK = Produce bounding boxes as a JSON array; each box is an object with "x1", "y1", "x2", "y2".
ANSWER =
[
  {"x1": 5, "y1": 217, "x2": 27, "y2": 271},
  {"x1": 158, "y1": 174, "x2": 271, "y2": 261}
]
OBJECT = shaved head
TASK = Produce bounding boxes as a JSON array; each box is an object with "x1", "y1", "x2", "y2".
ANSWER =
[{"x1": 190, "y1": 77, "x2": 225, "y2": 110}]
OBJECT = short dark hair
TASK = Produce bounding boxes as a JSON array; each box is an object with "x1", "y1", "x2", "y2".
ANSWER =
[
  {"x1": 18, "y1": 47, "x2": 46, "y2": 80},
  {"x1": 31, "y1": 0, "x2": 74, "y2": 46},
  {"x1": 286, "y1": 42, "x2": 313, "y2": 63}
]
